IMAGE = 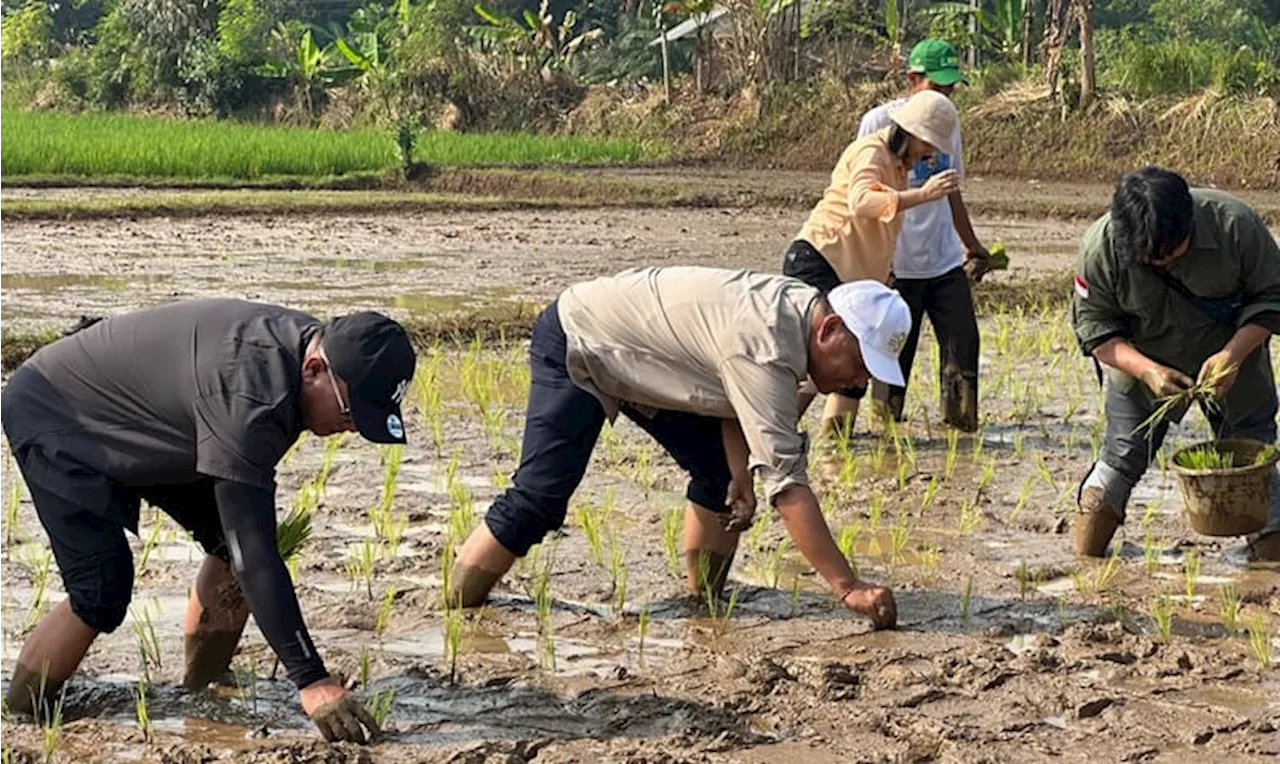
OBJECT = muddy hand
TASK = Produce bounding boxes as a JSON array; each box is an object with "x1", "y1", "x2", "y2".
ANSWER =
[
  {"x1": 963, "y1": 247, "x2": 992, "y2": 283},
  {"x1": 302, "y1": 678, "x2": 380, "y2": 744},
  {"x1": 840, "y1": 582, "x2": 898, "y2": 630},
  {"x1": 1139, "y1": 364, "x2": 1193, "y2": 398},
  {"x1": 1196, "y1": 350, "x2": 1239, "y2": 398},
  {"x1": 721, "y1": 473, "x2": 757, "y2": 533}
]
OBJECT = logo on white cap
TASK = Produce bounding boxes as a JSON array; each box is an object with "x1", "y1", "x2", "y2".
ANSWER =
[{"x1": 825, "y1": 281, "x2": 913, "y2": 388}]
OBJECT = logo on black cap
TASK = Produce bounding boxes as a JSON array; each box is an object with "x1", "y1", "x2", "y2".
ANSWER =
[{"x1": 323, "y1": 312, "x2": 416, "y2": 444}]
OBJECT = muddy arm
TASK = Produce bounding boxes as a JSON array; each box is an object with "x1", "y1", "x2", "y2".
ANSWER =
[{"x1": 773, "y1": 484, "x2": 858, "y2": 595}]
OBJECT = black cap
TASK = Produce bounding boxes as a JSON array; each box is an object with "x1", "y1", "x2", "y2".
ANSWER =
[{"x1": 322, "y1": 312, "x2": 416, "y2": 444}]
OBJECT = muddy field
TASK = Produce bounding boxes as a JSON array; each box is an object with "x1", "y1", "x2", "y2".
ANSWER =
[{"x1": 2, "y1": 177, "x2": 1279, "y2": 763}]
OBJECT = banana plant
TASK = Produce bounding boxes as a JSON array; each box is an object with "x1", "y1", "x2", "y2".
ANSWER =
[
  {"x1": 471, "y1": 0, "x2": 602, "y2": 73},
  {"x1": 928, "y1": 0, "x2": 1027, "y2": 63},
  {"x1": 259, "y1": 25, "x2": 360, "y2": 117}
]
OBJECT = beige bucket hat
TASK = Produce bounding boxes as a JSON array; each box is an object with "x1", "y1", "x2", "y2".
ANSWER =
[{"x1": 887, "y1": 89, "x2": 958, "y2": 157}]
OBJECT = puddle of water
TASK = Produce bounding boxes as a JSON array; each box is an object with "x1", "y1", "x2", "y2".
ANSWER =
[{"x1": 312, "y1": 257, "x2": 436, "y2": 272}]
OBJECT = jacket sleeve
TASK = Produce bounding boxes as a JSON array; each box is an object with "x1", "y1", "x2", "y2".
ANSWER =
[
  {"x1": 1236, "y1": 207, "x2": 1280, "y2": 332},
  {"x1": 1070, "y1": 227, "x2": 1131, "y2": 355}
]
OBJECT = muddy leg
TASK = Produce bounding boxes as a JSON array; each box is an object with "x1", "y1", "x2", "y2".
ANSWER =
[
  {"x1": 449, "y1": 523, "x2": 518, "y2": 608},
  {"x1": 6, "y1": 600, "x2": 99, "y2": 717},
  {"x1": 182, "y1": 554, "x2": 250, "y2": 691},
  {"x1": 683, "y1": 502, "x2": 741, "y2": 598}
]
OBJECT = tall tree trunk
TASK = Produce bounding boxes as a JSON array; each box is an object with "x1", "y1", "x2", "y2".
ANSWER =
[
  {"x1": 968, "y1": 0, "x2": 979, "y2": 68},
  {"x1": 660, "y1": 21, "x2": 671, "y2": 103},
  {"x1": 793, "y1": 0, "x2": 801, "y2": 82},
  {"x1": 1076, "y1": 0, "x2": 1095, "y2": 109},
  {"x1": 1042, "y1": 0, "x2": 1071, "y2": 97}
]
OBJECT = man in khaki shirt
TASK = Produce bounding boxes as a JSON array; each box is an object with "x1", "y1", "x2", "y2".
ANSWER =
[{"x1": 449, "y1": 266, "x2": 912, "y2": 629}]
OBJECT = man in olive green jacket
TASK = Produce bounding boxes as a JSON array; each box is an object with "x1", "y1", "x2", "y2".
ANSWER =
[{"x1": 1070, "y1": 167, "x2": 1280, "y2": 560}]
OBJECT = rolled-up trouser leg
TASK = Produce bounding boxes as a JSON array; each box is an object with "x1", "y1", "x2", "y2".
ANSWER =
[
  {"x1": 1076, "y1": 382, "x2": 1170, "y2": 555},
  {"x1": 483, "y1": 302, "x2": 607, "y2": 557}
]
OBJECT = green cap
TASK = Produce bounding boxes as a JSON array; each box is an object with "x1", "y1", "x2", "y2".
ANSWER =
[{"x1": 908, "y1": 39, "x2": 966, "y2": 87}]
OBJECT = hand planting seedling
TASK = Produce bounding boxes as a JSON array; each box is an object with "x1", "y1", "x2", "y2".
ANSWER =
[{"x1": 1132, "y1": 364, "x2": 1235, "y2": 438}]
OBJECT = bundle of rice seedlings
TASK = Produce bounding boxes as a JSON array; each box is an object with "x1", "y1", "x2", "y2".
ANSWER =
[
  {"x1": 1174, "y1": 445, "x2": 1236, "y2": 470},
  {"x1": 277, "y1": 503, "x2": 314, "y2": 562},
  {"x1": 1132, "y1": 363, "x2": 1236, "y2": 438}
]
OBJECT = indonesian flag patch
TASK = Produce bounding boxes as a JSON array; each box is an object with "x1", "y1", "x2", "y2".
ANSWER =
[{"x1": 1074, "y1": 274, "x2": 1090, "y2": 299}]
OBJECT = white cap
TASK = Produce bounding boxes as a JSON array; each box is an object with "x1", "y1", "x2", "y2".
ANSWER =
[
  {"x1": 887, "y1": 89, "x2": 959, "y2": 158},
  {"x1": 826, "y1": 280, "x2": 912, "y2": 387}
]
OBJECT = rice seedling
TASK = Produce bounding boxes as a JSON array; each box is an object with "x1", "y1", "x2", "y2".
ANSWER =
[
  {"x1": 575, "y1": 501, "x2": 608, "y2": 568},
  {"x1": 868, "y1": 493, "x2": 885, "y2": 532},
  {"x1": 1011, "y1": 474, "x2": 1036, "y2": 521},
  {"x1": 22, "y1": 547, "x2": 53, "y2": 633},
  {"x1": 960, "y1": 575, "x2": 974, "y2": 621},
  {"x1": 662, "y1": 504, "x2": 683, "y2": 576},
  {"x1": 976, "y1": 459, "x2": 997, "y2": 498},
  {"x1": 1219, "y1": 582, "x2": 1241, "y2": 635},
  {"x1": 1247, "y1": 613, "x2": 1272, "y2": 669},
  {"x1": 375, "y1": 586, "x2": 397, "y2": 638},
  {"x1": 958, "y1": 498, "x2": 983, "y2": 535},
  {"x1": 384, "y1": 512, "x2": 408, "y2": 558},
  {"x1": 1140, "y1": 500, "x2": 1162, "y2": 531},
  {"x1": 889, "y1": 515, "x2": 913, "y2": 566},
  {"x1": 836, "y1": 523, "x2": 860, "y2": 561},
  {"x1": 767, "y1": 538, "x2": 792, "y2": 589},
  {"x1": 367, "y1": 688, "x2": 397, "y2": 728},
  {"x1": 135, "y1": 513, "x2": 166, "y2": 573},
  {"x1": 1183, "y1": 549, "x2": 1201, "y2": 600},
  {"x1": 280, "y1": 432, "x2": 309, "y2": 467},
  {"x1": 1016, "y1": 560, "x2": 1031, "y2": 600},
  {"x1": 920, "y1": 476, "x2": 940, "y2": 511},
  {"x1": 1133, "y1": 364, "x2": 1235, "y2": 439},
  {"x1": 920, "y1": 545, "x2": 940, "y2": 584},
  {"x1": 233, "y1": 657, "x2": 259, "y2": 715},
  {"x1": 134, "y1": 676, "x2": 151, "y2": 741},
  {"x1": 746, "y1": 498, "x2": 769, "y2": 555},
  {"x1": 443, "y1": 603, "x2": 464, "y2": 683},
  {"x1": 637, "y1": 598, "x2": 651, "y2": 658},
  {"x1": 870, "y1": 437, "x2": 888, "y2": 472},
  {"x1": 447, "y1": 481, "x2": 477, "y2": 544},
  {"x1": 131, "y1": 602, "x2": 162, "y2": 681},
  {"x1": 5, "y1": 468, "x2": 23, "y2": 547},
  {"x1": 1012, "y1": 432, "x2": 1025, "y2": 458},
  {"x1": 492, "y1": 463, "x2": 512, "y2": 489},
  {"x1": 369, "y1": 445, "x2": 403, "y2": 539},
  {"x1": 970, "y1": 429, "x2": 986, "y2": 462},
  {"x1": 1032, "y1": 452, "x2": 1059, "y2": 492},
  {"x1": 315, "y1": 433, "x2": 347, "y2": 496},
  {"x1": 346, "y1": 537, "x2": 378, "y2": 598},
  {"x1": 601, "y1": 424, "x2": 622, "y2": 470},
  {"x1": 444, "y1": 449, "x2": 462, "y2": 494},
  {"x1": 896, "y1": 459, "x2": 910, "y2": 491},
  {"x1": 38, "y1": 676, "x2": 66, "y2": 763},
  {"x1": 1150, "y1": 593, "x2": 1174, "y2": 642},
  {"x1": 1255, "y1": 444, "x2": 1279, "y2": 465},
  {"x1": 609, "y1": 535, "x2": 628, "y2": 612},
  {"x1": 1092, "y1": 547, "x2": 1123, "y2": 594},
  {"x1": 1142, "y1": 531, "x2": 1160, "y2": 574},
  {"x1": 357, "y1": 646, "x2": 372, "y2": 689},
  {"x1": 633, "y1": 445, "x2": 655, "y2": 496}
]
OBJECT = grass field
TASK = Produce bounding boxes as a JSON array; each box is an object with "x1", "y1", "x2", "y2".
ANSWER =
[{"x1": 0, "y1": 110, "x2": 649, "y2": 180}]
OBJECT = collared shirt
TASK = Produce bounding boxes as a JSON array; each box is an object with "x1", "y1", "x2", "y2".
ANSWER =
[
  {"x1": 2, "y1": 300, "x2": 317, "y2": 510},
  {"x1": 858, "y1": 98, "x2": 966, "y2": 280},
  {"x1": 1071, "y1": 188, "x2": 1280, "y2": 407},
  {"x1": 557, "y1": 267, "x2": 820, "y2": 501},
  {"x1": 796, "y1": 127, "x2": 909, "y2": 285}
]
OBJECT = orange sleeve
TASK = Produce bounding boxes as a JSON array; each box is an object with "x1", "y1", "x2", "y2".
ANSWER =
[{"x1": 845, "y1": 146, "x2": 900, "y2": 223}]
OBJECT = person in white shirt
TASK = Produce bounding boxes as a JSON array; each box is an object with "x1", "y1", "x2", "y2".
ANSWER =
[{"x1": 857, "y1": 38, "x2": 993, "y2": 432}]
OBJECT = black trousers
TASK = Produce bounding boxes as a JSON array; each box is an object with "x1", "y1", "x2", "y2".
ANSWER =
[
  {"x1": 870, "y1": 265, "x2": 980, "y2": 431},
  {"x1": 781, "y1": 239, "x2": 867, "y2": 400},
  {"x1": 484, "y1": 301, "x2": 733, "y2": 557}
]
